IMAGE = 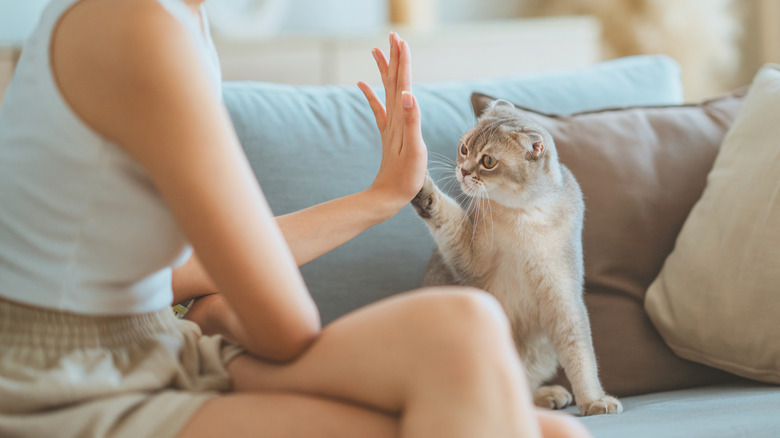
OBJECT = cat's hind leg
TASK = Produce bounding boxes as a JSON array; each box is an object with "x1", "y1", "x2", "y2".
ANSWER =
[
  {"x1": 519, "y1": 336, "x2": 572, "y2": 410},
  {"x1": 421, "y1": 249, "x2": 458, "y2": 286},
  {"x1": 534, "y1": 385, "x2": 573, "y2": 410}
]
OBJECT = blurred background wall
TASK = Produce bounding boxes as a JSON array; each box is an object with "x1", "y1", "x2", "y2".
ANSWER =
[
  {"x1": 0, "y1": 0, "x2": 51, "y2": 44},
  {"x1": 207, "y1": 0, "x2": 778, "y2": 99},
  {"x1": 1, "y1": 0, "x2": 778, "y2": 101}
]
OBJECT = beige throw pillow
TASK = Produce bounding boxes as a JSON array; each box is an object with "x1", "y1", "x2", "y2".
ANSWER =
[{"x1": 645, "y1": 64, "x2": 780, "y2": 384}]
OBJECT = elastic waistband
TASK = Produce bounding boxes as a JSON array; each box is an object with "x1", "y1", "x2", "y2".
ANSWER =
[{"x1": 0, "y1": 299, "x2": 181, "y2": 351}]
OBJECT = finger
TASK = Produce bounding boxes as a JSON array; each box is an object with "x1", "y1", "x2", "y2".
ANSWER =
[
  {"x1": 357, "y1": 81, "x2": 387, "y2": 132},
  {"x1": 370, "y1": 49, "x2": 390, "y2": 123},
  {"x1": 397, "y1": 39, "x2": 412, "y2": 95},
  {"x1": 394, "y1": 39, "x2": 413, "y2": 129},
  {"x1": 401, "y1": 91, "x2": 425, "y2": 159},
  {"x1": 386, "y1": 32, "x2": 401, "y2": 122},
  {"x1": 371, "y1": 48, "x2": 389, "y2": 87}
]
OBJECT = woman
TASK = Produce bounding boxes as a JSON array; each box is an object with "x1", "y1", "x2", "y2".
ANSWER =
[{"x1": 0, "y1": 0, "x2": 592, "y2": 437}]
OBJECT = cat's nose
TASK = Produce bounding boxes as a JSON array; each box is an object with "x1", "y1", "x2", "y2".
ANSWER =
[{"x1": 461, "y1": 168, "x2": 471, "y2": 177}]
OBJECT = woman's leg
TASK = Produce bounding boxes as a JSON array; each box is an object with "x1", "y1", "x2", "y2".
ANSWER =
[
  {"x1": 177, "y1": 393, "x2": 397, "y2": 438},
  {"x1": 225, "y1": 287, "x2": 542, "y2": 438},
  {"x1": 536, "y1": 409, "x2": 593, "y2": 438},
  {"x1": 179, "y1": 288, "x2": 592, "y2": 437},
  {"x1": 177, "y1": 396, "x2": 591, "y2": 438}
]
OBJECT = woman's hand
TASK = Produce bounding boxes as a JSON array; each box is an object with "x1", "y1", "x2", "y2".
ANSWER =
[{"x1": 358, "y1": 33, "x2": 428, "y2": 218}]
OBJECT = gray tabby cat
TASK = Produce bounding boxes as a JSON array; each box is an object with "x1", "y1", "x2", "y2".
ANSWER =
[{"x1": 411, "y1": 99, "x2": 622, "y2": 416}]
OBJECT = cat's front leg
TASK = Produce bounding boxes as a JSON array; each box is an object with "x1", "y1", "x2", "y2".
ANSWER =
[
  {"x1": 411, "y1": 174, "x2": 440, "y2": 221},
  {"x1": 411, "y1": 175, "x2": 483, "y2": 282},
  {"x1": 411, "y1": 174, "x2": 468, "y2": 232}
]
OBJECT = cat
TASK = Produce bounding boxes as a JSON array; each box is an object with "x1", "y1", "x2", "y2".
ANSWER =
[{"x1": 411, "y1": 99, "x2": 622, "y2": 416}]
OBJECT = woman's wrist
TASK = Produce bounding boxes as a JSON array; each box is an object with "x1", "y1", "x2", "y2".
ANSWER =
[
  {"x1": 361, "y1": 185, "x2": 409, "y2": 224},
  {"x1": 172, "y1": 252, "x2": 218, "y2": 303},
  {"x1": 186, "y1": 294, "x2": 233, "y2": 340}
]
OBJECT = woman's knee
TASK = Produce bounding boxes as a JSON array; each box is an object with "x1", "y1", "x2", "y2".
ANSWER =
[
  {"x1": 421, "y1": 286, "x2": 510, "y2": 330},
  {"x1": 394, "y1": 287, "x2": 516, "y2": 359},
  {"x1": 537, "y1": 410, "x2": 592, "y2": 438}
]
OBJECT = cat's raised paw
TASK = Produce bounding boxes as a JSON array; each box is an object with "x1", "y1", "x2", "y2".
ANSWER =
[
  {"x1": 533, "y1": 385, "x2": 573, "y2": 410},
  {"x1": 411, "y1": 175, "x2": 437, "y2": 219},
  {"x1": 579, "y1": 395, "x2": 622, "y2": 416}
]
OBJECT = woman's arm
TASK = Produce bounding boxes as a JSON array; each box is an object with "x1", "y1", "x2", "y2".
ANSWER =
[
  {"x1": 174, "y1": 35, "x2": 426, "y2": 299},
  {"x1": 279, "y1": 39, "x2": 428, "y2": 265},
  {"x1": 172, "y1": 191, "x2": 394, "y2": 304},
  {"x1": 53, "y1": 0, "x2": 319, "y2": 361},
  {"x1": 56, "y1": 1, "x2": 424, "y2": 359}
]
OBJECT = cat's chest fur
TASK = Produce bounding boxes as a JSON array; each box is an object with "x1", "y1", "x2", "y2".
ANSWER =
[{"x1": 477, "y1": 203, "x2": 571, "y2": 334}]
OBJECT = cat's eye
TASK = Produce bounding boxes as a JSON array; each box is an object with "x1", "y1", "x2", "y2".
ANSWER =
[
  {"x1": 481, "y1": 155, "x2": 498, "y2": 169},
  {"x1": 459, "y1": 143, "x2": 468, "y2": 156}
]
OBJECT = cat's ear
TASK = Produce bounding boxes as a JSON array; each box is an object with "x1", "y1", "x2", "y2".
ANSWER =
[
  {"x1": 491, "y1": 99, "x2": 515, "y2": 109},
  {"x1": 470, "y1": 93, "x2": 495, "y2": 116},
  {"x1": 470, "y1": 93, "x2": 516, "y2": 116},
  {"x1": 523, "y1": 132, "x2": 545, "y2": 160}
]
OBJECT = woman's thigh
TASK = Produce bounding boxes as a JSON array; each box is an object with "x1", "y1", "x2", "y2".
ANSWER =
[
  {"x1": 226, "y1": 287, "x2": 518, "y2": 414},
  {"x1": 177, "y1": 393, "x2": 396, "y2": 438}
]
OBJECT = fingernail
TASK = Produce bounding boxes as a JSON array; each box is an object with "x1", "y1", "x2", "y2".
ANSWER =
[
  {"x1": 402, "y1": 91, "x2": 413, "y2": 109},
  {"x1": 371, "y1": 49, "x2": 378, "y2": 62}
]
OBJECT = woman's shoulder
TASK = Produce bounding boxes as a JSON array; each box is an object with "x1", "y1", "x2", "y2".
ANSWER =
[
  {"x1": 51, "y1": 0, "x2": 210, "y2": 145},
  {"x1": 58, "y1": 0, "x2": 187, "y2": 34},
  {"x1": 53, "y1": 0, "x2": 196, "y2": 65}
]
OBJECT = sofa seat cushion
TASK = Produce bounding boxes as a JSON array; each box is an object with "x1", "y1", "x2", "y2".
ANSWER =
[{"x1": 569, "y1": 382, "x2": 780, "y2": 438}]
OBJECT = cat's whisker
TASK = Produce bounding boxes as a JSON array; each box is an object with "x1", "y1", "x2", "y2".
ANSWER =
[
  {"x1": 458, "y1": 194, "x2": 476, "y2": 230},
  {"x1": 437, "y1": 174, "x2": 458, "y2": 184},
  {"x1": 428, "y1": 151, "x2": 456, "y2": 164},
  {"x1": 443, "y1": 117, "x2": 472, "y2": 140},
  {"x1": 479, "y1": 186, "x2": 488, "y2": 238},
  {"x1": 441, "y1": 177, "x2": 461, "y2": 197},
  {"x1": 428, "y1": 164, "x2": 456, "y2": 176},
  {"x1": 428, "y1": 166, "x2": 455, "y2": 173},
  {"x1": 482, "y1": 187, "x2": 494, "y2": 251},
  {"x1": 427, "y1": 158, "x2": 455, "y2": 167},
  {"x1": 456, "y1": 191, "x2": 472, "y2": 210},
  {"x1": 470, "y1": 188, "x2": 483, "y2": 247}
]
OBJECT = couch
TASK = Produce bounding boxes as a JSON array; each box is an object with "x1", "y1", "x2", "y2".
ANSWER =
[{"x1": 221, "y1": 55, "x2": 780, "y2": 437}]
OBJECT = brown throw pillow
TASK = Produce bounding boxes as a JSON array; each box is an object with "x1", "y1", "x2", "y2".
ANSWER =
[{"x1": 471, "y1": 89, "x2": 746, "y2": 397}]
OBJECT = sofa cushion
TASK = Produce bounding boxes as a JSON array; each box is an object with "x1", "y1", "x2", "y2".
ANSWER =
[
  {"x1": 569, "y1": 382, "x2": 780, "y2": 438},
  {"x1": 222, "y1": 55, "x2": 684, "y2": 324},
  {"x1": 470, "y1": 87, "x2": 745, "y2": 397},
  {"x1": 645, "y1": 64, "x2": 780, "y2": 384}
]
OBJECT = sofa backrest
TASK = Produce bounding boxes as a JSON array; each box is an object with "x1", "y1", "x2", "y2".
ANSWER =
[{"x1": 223, "y1": 55, "x2": 683, "y2": 323}]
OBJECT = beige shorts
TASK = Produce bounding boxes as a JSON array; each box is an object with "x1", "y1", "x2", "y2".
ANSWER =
[{"x1": 0, "y1": 299, "x2": 243, "y2": 438}]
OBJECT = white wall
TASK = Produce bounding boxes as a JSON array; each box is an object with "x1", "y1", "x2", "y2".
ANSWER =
[
  {"x1": 0, "y1": 0, "x2": 527, "y2": 44},
  {"x1": 0, "y1": 0, "x2": 49, "y2": 44},
  {"x1": 279, "y1": 0, "x2": 387, "y2": 33},
  {"x1": 438, "y1": 0, "x2": 524, "y2": 22},
  {"x1": 269, "y1": 0, "x2": 524, "y2": 33}
]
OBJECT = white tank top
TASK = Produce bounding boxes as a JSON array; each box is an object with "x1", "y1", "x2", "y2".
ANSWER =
[{"x1": 0, "y1": 0, "x2": 222, "y2": 314}]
